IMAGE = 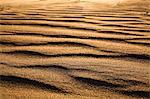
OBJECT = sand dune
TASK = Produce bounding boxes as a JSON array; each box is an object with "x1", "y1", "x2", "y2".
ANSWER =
[{"x1": 0, "y1": 0, "x2": 150, "y2": 99}]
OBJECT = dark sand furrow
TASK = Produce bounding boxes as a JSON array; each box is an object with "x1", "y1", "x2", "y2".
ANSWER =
[
  {"x1": 58, "y1": 16, "x2": 86, "y2": 18},
  {"x1": 1, "y1": 50, "x2": 123, "y2": 58},
  {"x1": 72, "y1": 76, "x2": 150, "y2": 98},
  {"x1": 0, "y1": 13, "x2": 16, "y2": 15},
  {"x1": 111, "y1": 78, "x2": 148, "y2": 86},
  {"x1": 100, "y1": 19, "x2": 143, "y2": 22},
  {"x1": 72, "y1": 76, "x2": 126, "y2": 89},
  {"x1": 0, "y1": 23, "x2": 99, "y2": 32},
  {"x1": 0, "y1": 41, "x2": 97, "y2": 48},
  {"x1": 1, "y1": 50, "x2": 150, "y2": 60},
  {"x1": 126, "y1": 38, "x2": 150, "y2": 40},
  {"x1": 0, "y1": 75, "x2": 67, "y2": 93},
  {"x1": 40, "y1": 12, "x2": 104, "y2": 14},
  {"x1": 84, "y1": 15, "x2": 140, "y2": 18},
  {"x1": 117, "y1": 90, "x2": 150, "y2": 98},
  {"x1": 125, "y1": 41, "x2": 150, "y2": 46},
  {"x1": 124, "y1": 22, "x2": 150, "y2": 25},
  {"x1": 118, "y1": 29, "x2": 150, "y2": 32},
  {"x1": 23, "y1": 13, "x2": 42, "y2": 16},
  {"x1": 0, "y1": 33, "x2": 126, "y2": 42},
  {"x1": 13, "y1": 64, "x2": 70, "y2": 71},
  {"x1": 84, "y1": 16, "x2": 143, "y2": 21},
  {"x1": 0, "y1": 63, "x2": 109, "y2": 75},
  {"x1": 98, "y1": 30, "x2": 144, "y2": 36},
  {"x1": 0, "y1": 18, "x2": 101, "y2": 25},
  {"x1": 12, "y1": 64, "x2": 103, "y2": 74},
  {"x1": 0, "y1": 18, "x2": 45, "y2": 20},
  {"x1": 100, "y1": 24, "x2": 138, "y2": 28}
]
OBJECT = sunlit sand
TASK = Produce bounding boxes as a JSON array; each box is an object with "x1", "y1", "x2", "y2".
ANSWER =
[{"x1": 0, "y1": 0, "x2": 150, "y2": 99}]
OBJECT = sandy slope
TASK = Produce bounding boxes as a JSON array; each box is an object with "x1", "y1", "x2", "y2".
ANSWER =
[{"x1": 0, "y1": 0, "x2": 150, "y2": 99}]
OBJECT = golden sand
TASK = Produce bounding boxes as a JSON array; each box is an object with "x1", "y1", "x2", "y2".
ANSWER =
[{"x1": 0, "y1": 0, "x2": 150, "y2": 99}]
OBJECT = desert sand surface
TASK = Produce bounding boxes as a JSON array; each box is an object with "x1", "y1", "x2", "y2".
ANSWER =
[{"x1": 0, "y1": 0, "x2": 150, "y2": 99}]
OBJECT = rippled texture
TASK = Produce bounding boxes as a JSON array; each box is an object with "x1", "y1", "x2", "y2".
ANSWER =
[{"x1": 0, "y1": 0, "x2": 150, "y2": 98}]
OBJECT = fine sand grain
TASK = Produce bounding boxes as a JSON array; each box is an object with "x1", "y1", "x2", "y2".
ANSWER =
[{"x1": 0, "y1": 0, "x2": 150, "y2": 99}]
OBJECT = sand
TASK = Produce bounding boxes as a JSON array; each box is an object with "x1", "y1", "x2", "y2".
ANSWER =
[{"x1": 0, "y1": 0, "x2": 150, "y2": 99}]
